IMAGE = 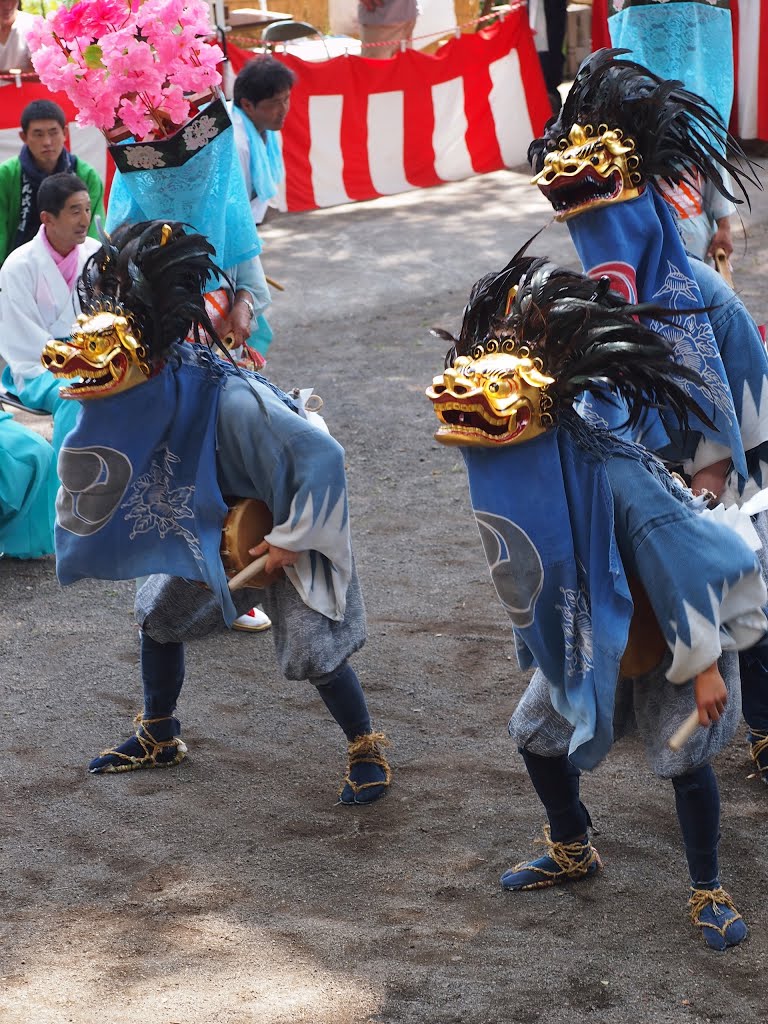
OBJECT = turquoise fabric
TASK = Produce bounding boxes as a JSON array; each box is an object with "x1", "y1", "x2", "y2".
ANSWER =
[
  {"x1": 609, "y1": 4, "x2": 733, "y2": 127},
  {"x1": 248, "y1": 314, "x2": 273, "y2": 358},
  {"x1": 0, "y1": 410, "x2": 55, "y2": 559},
  {"x1": 106, "y1": 122, "x2": 262, "y2": 278},
  {"x1": 231, "y1": 106, "x2": 284, "y2": 204},
  {"x1": 1, "y1": 366, "x2": 82, "y2": 558},
  {"x1": 3, "y1": 366, "x2": 81, "y2": 461}
]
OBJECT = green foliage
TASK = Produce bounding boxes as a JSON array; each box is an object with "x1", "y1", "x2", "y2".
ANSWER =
[
  {"x1": 82, "y1": 43, "x2": 104, "y2": 68},
  {"x1": 20, "y1": 1, "x2": 64, "y2": 14}
]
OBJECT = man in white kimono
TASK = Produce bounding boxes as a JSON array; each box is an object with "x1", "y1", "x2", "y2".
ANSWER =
[{"x1": 0, "y1": 172, "x2": 99, "y2": 465}]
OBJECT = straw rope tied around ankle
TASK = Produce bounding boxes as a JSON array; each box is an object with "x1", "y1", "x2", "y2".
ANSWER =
[
  {"x1": 95, "y1": 713, "x2": 186, "y2": 772},
  {"x1": 688, "y1": 888, "x2": 744, "y2": 940},
  {"x1": 510, "y1": 827, "x2": 602, "y2": 890},
  {"x1": 341, "y1": 731, "x2": 391, "y2": 797},
  {"x1": 748, "y1": 730, "x2": 768, "y2": 781}
]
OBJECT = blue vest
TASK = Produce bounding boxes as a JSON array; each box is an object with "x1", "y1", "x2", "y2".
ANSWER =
[
  {"x1": 55, "y1": 347, "x2": 236, "y2": 623},
  {"x1": 463, "y1": 427, "x2": 632, "y2": 770}
]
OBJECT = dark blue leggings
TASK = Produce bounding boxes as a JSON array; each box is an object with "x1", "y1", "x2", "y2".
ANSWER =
[
  {"x1": 141, "y1": 632, "x2": 184, "y2": 717},
  {"x1": 521, "y1": 749, "x2": 720, "y2": 887},
  {"x1": 139, "y1": 631, "x2": 371, "y2": 739}
]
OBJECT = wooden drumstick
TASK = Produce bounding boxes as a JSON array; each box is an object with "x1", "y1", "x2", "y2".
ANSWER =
[
  {"x1": 227, "y1": 553, "x2": 269, "y2": 591},
  {"x1": 266, "y1": 276, "x2": 285, "y2": 292},
  {"x1": 713, "y1": 248, "x2": 734, "y2": 288},
  {"x1": 668, "y1": 708, "x2": 703, "y2": 751}
]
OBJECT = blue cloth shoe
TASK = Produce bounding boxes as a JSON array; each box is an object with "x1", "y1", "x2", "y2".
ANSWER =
[
  {"x1": 339, "y1": 731, "x2": 391, "y2": 805},
  {"x1": 501, "y1": 828, "x2": 602, "y2": 891},
  {"x1": 688, "y1": 887, "x2": 748, "y2": 950},
  {"x1": 748, "y1": 730, "x2": 768, "y2": 785},
  {"x1": 89, "y1": 715, "x2": 187, "y2": 774}
]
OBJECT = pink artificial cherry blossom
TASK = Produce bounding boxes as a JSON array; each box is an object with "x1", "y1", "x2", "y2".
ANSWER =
[
  {"x1": 158, "y1": 83, "x2": 191, "y2": 126},
  {"x1": 52, "y1": 0, "x2": 132, "y2": 40},
  {"x1": 29, "y1": 0, "x2": 223, "y2": 140},
  {"x1": 117, "y1": 94, "x2": 158, "y2": 140}
]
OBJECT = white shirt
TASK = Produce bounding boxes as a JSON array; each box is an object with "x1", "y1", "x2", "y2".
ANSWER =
[
  {"x1": 0, "y1": 227, "x2": 100, "y2": 389},
  {"x1": 0, "y1": 12, "x2": 35, "y2": 72}
]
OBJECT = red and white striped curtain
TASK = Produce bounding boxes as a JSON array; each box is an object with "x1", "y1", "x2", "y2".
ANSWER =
[
  {"x1": 590, "y1": 0, "x2": 767, "y2": 142},
  {"x1": 228, "y1": 11, "x2": 551, "y2": 212},
  {"x1": 731, "y1": 0, "x2": 768, "y2": 142}
]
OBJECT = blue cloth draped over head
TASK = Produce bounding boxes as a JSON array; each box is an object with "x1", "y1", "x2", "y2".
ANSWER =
[
  {"x1": 106, "y1": 110, "x2": 261, "y2": 280},
  {"x1": 608, "y1": 0, "x2": 733, "y2": 128},
  {"x1": 463, "y1": 428, "x2": 632, "y2": 769}
]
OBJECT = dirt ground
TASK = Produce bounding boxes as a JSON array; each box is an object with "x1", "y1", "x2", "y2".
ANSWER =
[{"x1": 2, "y1": 169, "x2": 768, "y2": 1024}]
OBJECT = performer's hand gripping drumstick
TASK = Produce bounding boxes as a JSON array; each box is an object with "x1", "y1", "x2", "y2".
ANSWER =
[
  {"x1": 227, "y1": 540, "x2": 300, "y2": 591},
  {"x1": 219, "y1": 293, "x2": 256, "y2": 351},
  {"x1": 713, "y1": 247, "x2": 734, "y2": 289},
  {"x1": 668, "y1": 662, "x2": 728, "y2": 751}
]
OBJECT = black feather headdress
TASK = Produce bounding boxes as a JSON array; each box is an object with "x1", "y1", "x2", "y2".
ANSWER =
[
  {"x1": 528, "y1": 48, "x2": 759, "y2": 205},
  {"x1": 437, "y1": 247, "x2": 715, "y2": 434},
  {"x1": 78, "y1": 220, "x2": 225, "y2": 361}
]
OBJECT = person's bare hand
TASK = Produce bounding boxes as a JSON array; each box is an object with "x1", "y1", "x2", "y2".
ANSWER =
[
  {"x1": 690, "y1": 458, "x2": 730, "y2": 502},
  {"x1": 220, "y1": 302, "x2": 252, "y2": 349},
  {"x1": 249, "y1": 540, "x2": 300, "y2": 574},
  {"x1": 708, "y1": 221, "x2": 734, "y2": 260},
  {"x1": 694, "y1": 662, "x2": 727, "y2": 726}
]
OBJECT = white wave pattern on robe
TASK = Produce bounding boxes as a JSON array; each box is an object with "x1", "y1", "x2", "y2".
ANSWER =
[{"x1": 265, "y1": 487, "x2": 352, "y2": 622}]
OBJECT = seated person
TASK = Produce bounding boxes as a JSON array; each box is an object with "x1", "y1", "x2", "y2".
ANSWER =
[
  {"x1": 0, "y1": 409, "x2": 56, "y2": 559},
  {"x1": 0, "y1": 0, "x2": 33, "y2": 73},
  {"x1": 0, "y1": 100, "x2": 105, "y2": 267},
  {"x1": 0, "y1": 172, "x2": 100, "y2": 474}
]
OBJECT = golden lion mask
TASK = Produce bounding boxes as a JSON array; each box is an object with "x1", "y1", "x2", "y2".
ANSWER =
[
  {"x1": 426, "y1": 339, "x2": 555, "y2": 448},
  {"x1": 532, "y1": 123, "x2": 644, "y2": 221},
  {"x1": 41, "y1": 309, "x2": 152, "y2": 400}
]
